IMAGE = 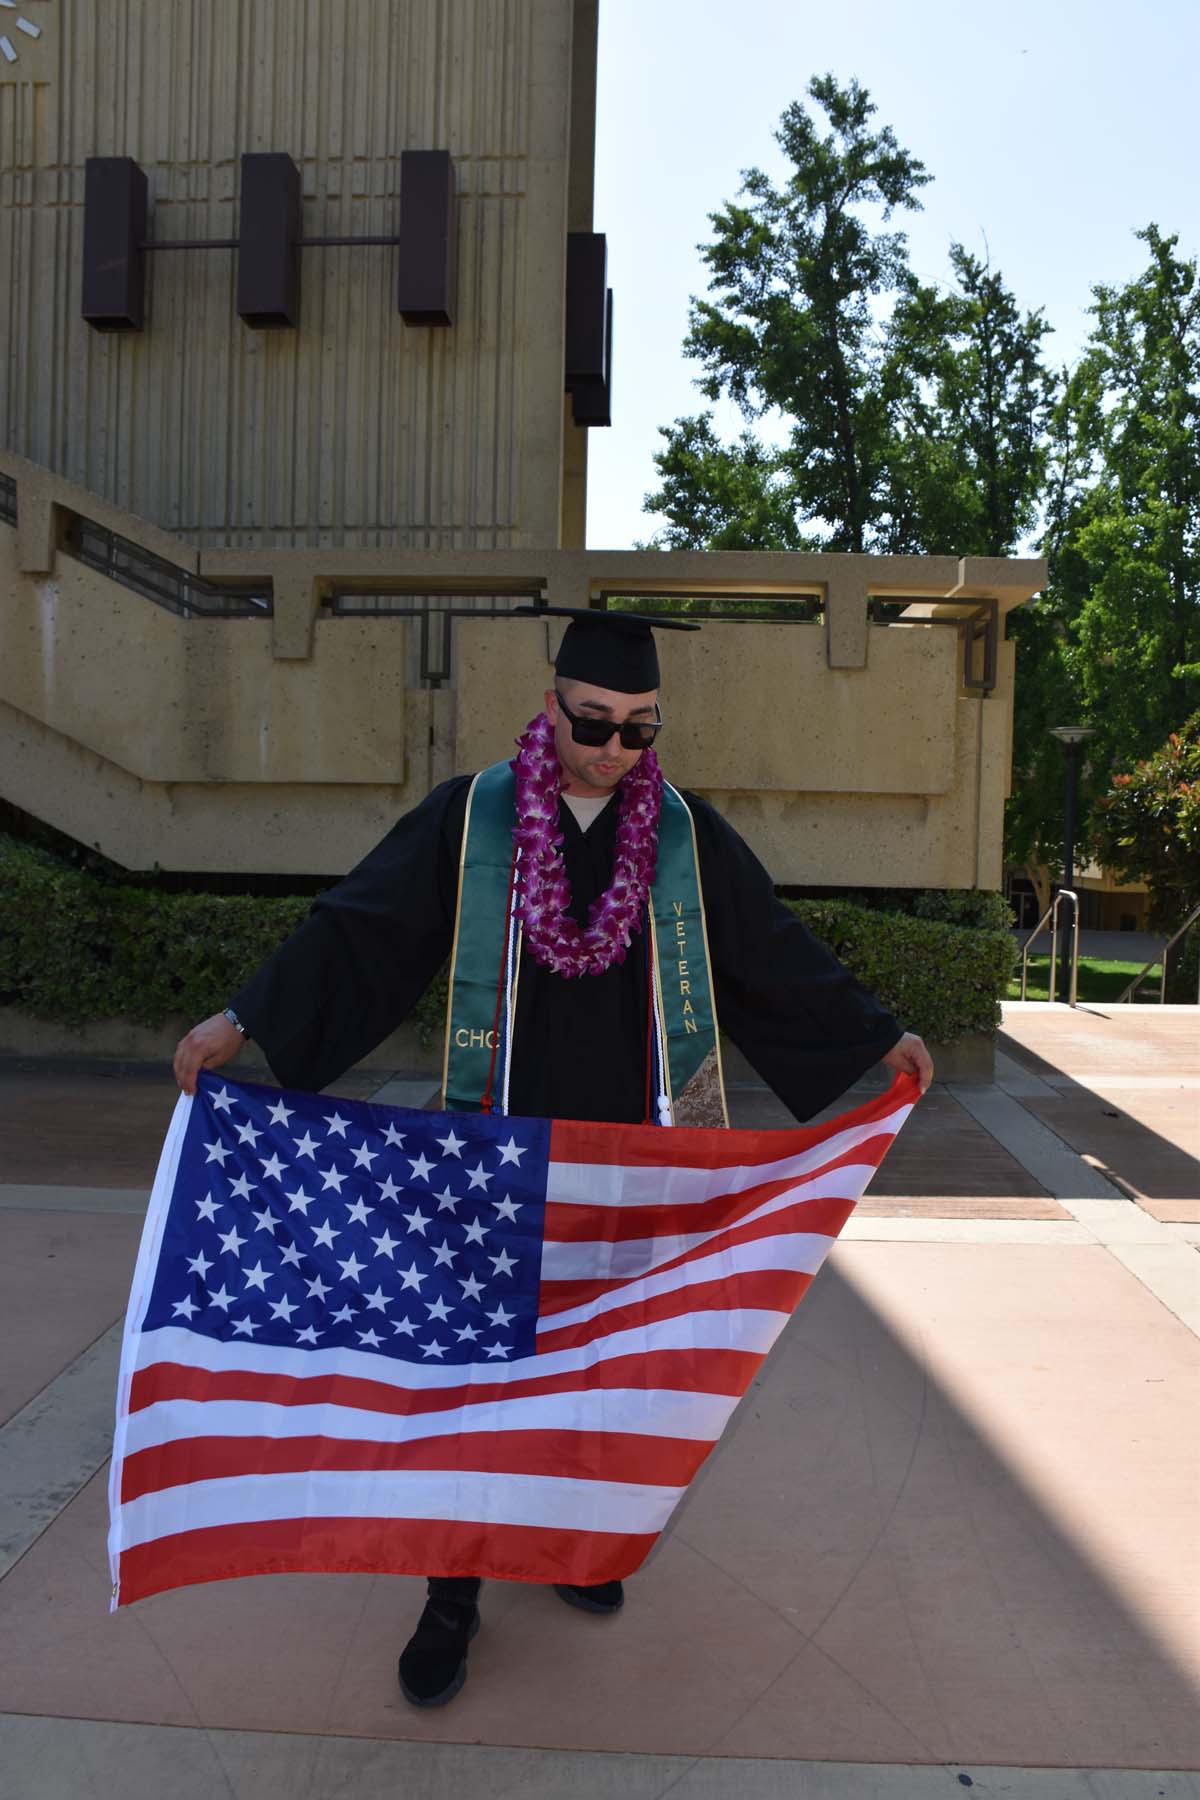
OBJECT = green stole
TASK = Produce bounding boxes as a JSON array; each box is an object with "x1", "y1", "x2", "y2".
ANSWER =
[{"x1": 441, "y1": 762, "x2": 728, "y2": 1127}]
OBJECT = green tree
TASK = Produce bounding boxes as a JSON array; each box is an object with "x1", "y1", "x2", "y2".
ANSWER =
[
  {"x1": 643, "y1": 415, "x2": 810, "y2": 551},
  {"x1": 645, "y1": 80, "x2": 1053, "y2": 566},
  {"x1": 1090, "y1": 712, "x2": 1200, "y2": 928},
  {"x1": 646, "y1": 74, "x2": 931, "y2": 553},
  {"x1": 883, "y1": 245, "x2": 1054, "y2": 555},
  {"x1": 1005, "y1": 228, "x2": 1200, "y2": 892},
  {"x1": 1071, "y1": 228, "x2": 1200, "y2": 759},
  {"x1": 1003, "y1": 366, "x2": 1091, "y2": 908}
]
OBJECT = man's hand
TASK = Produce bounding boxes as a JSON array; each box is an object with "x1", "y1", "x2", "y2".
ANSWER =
[
  {"x1": 881, "y1": 1031, "x2": 934, "y2": 1095},
  {"x1": 173, "y1": 1012, "x2": 244, "y2": 1095}
]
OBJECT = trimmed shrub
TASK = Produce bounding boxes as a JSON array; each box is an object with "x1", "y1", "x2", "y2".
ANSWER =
[
  {"x1": 1, "y1": 834, "x2": 1014, "y2": 1048},
  {"x1": 784, "y1": 899, "x2": 1015, "y2": 1042}
]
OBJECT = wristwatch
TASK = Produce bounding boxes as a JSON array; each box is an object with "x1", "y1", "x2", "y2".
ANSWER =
[{"x1": 223, "y1": 1006, "x2": 250, "y2": 1040}]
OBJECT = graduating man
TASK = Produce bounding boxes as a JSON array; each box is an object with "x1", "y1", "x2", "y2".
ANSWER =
[{"x1": 174, "y1": 609, "x2": 933, "y2": 1707}]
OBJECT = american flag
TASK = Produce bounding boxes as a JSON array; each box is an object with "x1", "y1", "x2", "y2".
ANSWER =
[{"x1": 108, "y1": 1069, "x2": 918, "y2": 1606}]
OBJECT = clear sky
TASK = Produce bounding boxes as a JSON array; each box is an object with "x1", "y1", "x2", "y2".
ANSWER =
[{"x1": 587, "y1": 0, "x2": 1199, "y2": 547}]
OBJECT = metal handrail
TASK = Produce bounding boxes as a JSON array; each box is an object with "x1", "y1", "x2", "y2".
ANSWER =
[
  {"x1": 1115, "y1": 901, "x2": 1200, "y2": 1004},
  {"x1": 1019, "y1": 889, "x2": 1080, "y2": 1005}
]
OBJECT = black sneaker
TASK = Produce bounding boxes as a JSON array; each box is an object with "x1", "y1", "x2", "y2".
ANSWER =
[
  {"x1": 398, "y1": 1589, "x2": 482, "y2": 1707},
  {"x1": 553, "y1": 1579, "x2": 624, "y2": 1614}
]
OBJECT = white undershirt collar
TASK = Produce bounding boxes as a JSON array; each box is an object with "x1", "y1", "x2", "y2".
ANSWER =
[{"x1": 562, "y1": 792, "x2": 615, "y2": 834}]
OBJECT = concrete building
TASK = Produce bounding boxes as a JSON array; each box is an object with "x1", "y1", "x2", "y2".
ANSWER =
[{"x1": 0, "y1": 0, "x2": 1044, "y2": 884}]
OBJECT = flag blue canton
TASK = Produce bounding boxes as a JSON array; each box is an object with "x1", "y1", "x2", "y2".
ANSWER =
[{"x1": 141, "y1": 1075, "x2": 550, "y2": 1364}]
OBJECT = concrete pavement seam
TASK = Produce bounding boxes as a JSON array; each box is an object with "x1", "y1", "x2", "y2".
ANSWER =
[
  {"x1": 0, "y1": 1319, "x2": 121, "y2": 1581},
  {"x1": 946, "y1": 1082, "x2": 1200, "y2": 1340},
  {"x1": 0, "y1": 1184, "x2": 148, "y2": 1214},
  {"x1": 2, "y1": 1716, "x2": 1199, "y2": 1800}
]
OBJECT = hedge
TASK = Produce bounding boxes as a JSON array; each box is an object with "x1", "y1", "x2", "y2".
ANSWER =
[
  {"x1": 0, "y1": 834, "x2": 1015, "y2": 1047},
  {"x1": 783, "y1": 899, "x2": 1014, "y2": 1041}
]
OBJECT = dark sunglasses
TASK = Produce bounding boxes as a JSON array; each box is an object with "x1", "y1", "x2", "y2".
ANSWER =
[{"x1": 555, "y1": 690, "x2": 663, "y2": 750}]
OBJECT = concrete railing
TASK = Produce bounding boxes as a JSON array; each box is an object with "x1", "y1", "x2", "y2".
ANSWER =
[{"x1": 0, "y1": 450, "x2": 1045, "y2": 883}]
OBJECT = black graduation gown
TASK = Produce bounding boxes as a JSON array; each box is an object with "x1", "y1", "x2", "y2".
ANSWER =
[{"x1": 230, "y1": 777, "x2": 905, "y2": 1123}]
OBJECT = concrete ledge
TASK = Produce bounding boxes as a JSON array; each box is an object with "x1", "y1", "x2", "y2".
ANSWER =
[
  {"x1": 0, "y1": 1010, "x2": 992, "y2": 1088},
  {"x1": 0, "y1": 1009, "x2": 440, "y2": 1077}
]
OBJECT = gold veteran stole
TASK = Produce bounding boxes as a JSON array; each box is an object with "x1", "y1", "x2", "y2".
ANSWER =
[{"x1": 442, "y1": 761, "x2": 728, "y2": 1127}]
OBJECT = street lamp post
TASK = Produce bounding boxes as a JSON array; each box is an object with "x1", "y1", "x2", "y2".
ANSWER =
[{"x1": 1049, "y1": 726, "x2": 1095, "y2": 1003}]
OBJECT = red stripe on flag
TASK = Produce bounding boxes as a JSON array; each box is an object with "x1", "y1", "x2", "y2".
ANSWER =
[
  {"x1": 116, "y1": 1514, "x2": 658, "y2": 1606},
  {"x1": 129, "y1": 1345, "x2": 763, "y2": 1421},
  {"x1": 550, "y1": 1073, "x2": 914, "y2": 1169},
  {"x1": 543, "y1": 1148, "x2": 886, "y2": 1245},
  {"x1": 121, "y1": 1427, "x2": 713, "y2": 1506},
  {"x1": 538, "y1": 1194, "x2": 855, "y2": 1317},
  {"x1": 534, "y1": 1267, "x2": 811, "y2": 1355}
]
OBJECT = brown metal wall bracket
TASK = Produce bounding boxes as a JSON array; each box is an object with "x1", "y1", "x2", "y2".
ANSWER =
[
  {"x1": 565, "y1": 231, "x2": 613, "y2": 427},
  {"x1": 81, "y1": 150, "x2": 457, "y2": 332}
]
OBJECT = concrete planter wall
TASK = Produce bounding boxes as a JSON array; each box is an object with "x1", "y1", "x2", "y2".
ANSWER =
[{"x1": 0, "y1": 1009, "x2": 994, "y2": 1087}]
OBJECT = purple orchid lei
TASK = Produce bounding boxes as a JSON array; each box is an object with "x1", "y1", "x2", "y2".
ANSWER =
[{"x1": 511, "y1": 711, "x2": 663, "y2": 978}]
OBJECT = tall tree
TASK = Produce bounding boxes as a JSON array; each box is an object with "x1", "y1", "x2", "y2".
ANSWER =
[
  {"x1": 645, "y1": 81, "x2": 1053, "y2": 567},
  {"x1": 1005, "y1": 227, "x2": 1200, "y2": 894},
  {"x1": 646, "y1": 75, "x2": 931, "y2": 553},
  {"x1": 882, "y1": 245, "x2": 1054, "y2": 556}
]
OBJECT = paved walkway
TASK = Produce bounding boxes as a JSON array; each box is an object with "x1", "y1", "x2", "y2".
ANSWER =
[{"x1": 1, "y1": 1007, "x2": 1197, "y2": 1798}]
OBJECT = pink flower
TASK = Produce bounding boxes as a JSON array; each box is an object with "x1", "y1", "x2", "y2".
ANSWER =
[{"x1": 510, "y1": 712, "x2": 663, "y2": 979}]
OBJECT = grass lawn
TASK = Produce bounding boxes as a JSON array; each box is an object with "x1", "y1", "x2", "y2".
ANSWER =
[{"x1": 1006, "y1": 956, "x2": 1158, "y2": 1004}]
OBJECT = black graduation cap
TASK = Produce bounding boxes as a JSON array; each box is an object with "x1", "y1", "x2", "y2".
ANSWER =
[{"x1": 514, "y1": 605, "x2": 700, "y2": 693}]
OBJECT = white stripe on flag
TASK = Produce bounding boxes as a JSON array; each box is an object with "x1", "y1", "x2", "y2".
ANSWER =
[
  {"x1": 131, "y1": 1306, "x2": 787, "y2": 1390},
  {"x1": 546, "y1": 1103, "x2": 912, "y2": 1209},
  {"x1": 536, "y1": 1230, "x2": 835, "y2": 1334},
  {"x1": 123, "y1": 1385, "x2": 740, "y2": 1457},
  {"x1": 541, "y1": 1160, "x2": 880, "y2": 1282},
  {"x1": 117, "y1": 1466, "x2": 684, "y2": 1550}
]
